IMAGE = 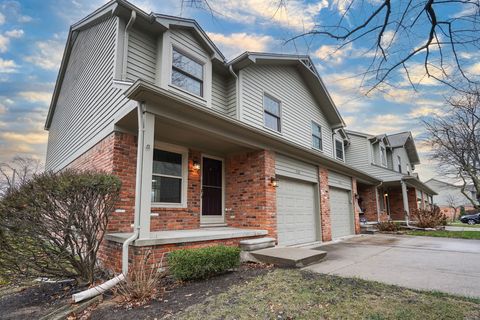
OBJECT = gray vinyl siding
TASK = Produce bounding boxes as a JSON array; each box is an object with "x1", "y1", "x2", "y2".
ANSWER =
[
  {"x1": 328, "y1": 171, "x2": 352, "y2": 190},
  {"x1": 126, "y1": 27, "x2": 157, "y2": 83},
  {"x1": 46, "y1": 16, "x2": 131, "y2": 172},
  {"x1": 211, "y1": 71, "x2": 227, "y2": 113},
  {"x1": 240, "y1": 65, "x2": 334, "y2": 157},
  {"x1": 345, "y1": 134, "x2": 371, "y2": 167},
  {"x1": 170, "y1": 28, "x2": 209, "y2": 59},
  {"x1": 392, "y1": 147, "x2": 410, "y2": 173},
  {"x1": 225, "y1": 77, "x2": 236, "y2": 118},
  {"x1": 426, "y1": 180, "x2": 472, "y2": 206},
  {"x1": 275, "y1": 153, "x2": 318, "y2": 183}
]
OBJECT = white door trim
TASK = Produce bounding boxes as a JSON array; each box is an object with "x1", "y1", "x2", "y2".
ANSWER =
[{"x1": 200, "y1": 154, "x2": 225, "y2": 225}]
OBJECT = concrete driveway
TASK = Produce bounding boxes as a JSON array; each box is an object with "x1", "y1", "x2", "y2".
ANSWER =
[{"x1": 306, "y1": 234, "x2": 480, "y2": 298}]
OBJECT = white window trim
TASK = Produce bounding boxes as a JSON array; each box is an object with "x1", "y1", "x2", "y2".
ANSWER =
[
  {"x1": 151, "y1": 142, "x2": 189, "y2": 208},
  {"x1": 311, "y1": 121, "x2": 323, "y2": 151},
  {"x1": 334, "y1": 138, "x2": 345, "y2": 161},
  {"x1": 169, "y1": 45, "x2": 206, "y2": 99},
  {"x1": 262, "y1": 92, "x2": 282, "y2": 134}
]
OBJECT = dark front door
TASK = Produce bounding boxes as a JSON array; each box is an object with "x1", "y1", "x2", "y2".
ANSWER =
[{"x1": 201, "y1": 157, "x2": 223, "y2": 222}]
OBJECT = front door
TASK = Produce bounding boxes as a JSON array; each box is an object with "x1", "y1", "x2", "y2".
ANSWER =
[{"x1": 201, "y1": 156, "x2": 224, "y2": 224}]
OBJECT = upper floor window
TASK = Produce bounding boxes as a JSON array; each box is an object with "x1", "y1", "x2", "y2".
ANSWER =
[
  {"x1": 171, "y1": 48, "x2": 203, "y2": 96},
  {"x1": 152, "y1": 147, "x2": 188, "y2": 206},
  {"x1": 406, "y1": 163, "x2": 410, "y2": 175},
  {"x1": 397, "y1": 155, "x2": 402, "y2": 173},
  {"x1": 380, "y1": 146, "x2": 387, "y2": 167},
  {"x1": 335, "y1": 139, "x2": 344, "y2": 161},
  {"x1": 311, "y1": 122, "x2": 322, "y2": 150},
  {"x1": 263, "y1": 94, "x2": 281, "y2": 132}
]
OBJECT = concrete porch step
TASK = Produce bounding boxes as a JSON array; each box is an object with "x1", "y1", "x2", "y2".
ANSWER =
[
  {"x1": 240, "y1": 237, "x2": 276, "y2": 251},
  {"x1": 251, "y1": 247, "x2": 327, "y2": 268}
]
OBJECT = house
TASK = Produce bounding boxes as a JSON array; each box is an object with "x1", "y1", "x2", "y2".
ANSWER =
[
  {"x1": 344, "y1": 130, "x2": 437, "y2": 222},
  {"x1": 425, "y1": 179, "x2": 478, "y2": 220},
  {"x1": 44, "y1": 0, "x2": 381, "y2": 272}
]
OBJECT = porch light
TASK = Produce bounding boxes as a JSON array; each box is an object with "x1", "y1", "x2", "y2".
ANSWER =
[
  {"x1": 270, "y1": 176, "x2": 279, "y2": 188},
  {"x1": 192, "y1": 160, "x2": 201, "y2": 170}
]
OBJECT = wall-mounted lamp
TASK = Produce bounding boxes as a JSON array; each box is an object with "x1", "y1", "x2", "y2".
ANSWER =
[
  {"x1": 192, "y1": 161, "x2": 201, "y2": 170},
  {"x1": 270, "y1": 176, "x2": 279, "y2": 188},
  {"x1": 384, "y1": 193, "x2": 388, "y2": 197}
]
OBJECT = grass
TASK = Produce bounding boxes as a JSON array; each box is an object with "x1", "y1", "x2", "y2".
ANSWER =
[
  {"x1": 177, "y1": 269, "x2": 480, "y2": 320},
  {"x1": 447, "y1": 222, "x2": 480, "y2": 228},
  {"x1": 407, "y1": 230, "x2": 480, "y2": 239}
]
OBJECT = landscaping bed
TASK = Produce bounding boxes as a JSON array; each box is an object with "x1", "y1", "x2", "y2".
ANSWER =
[
  {"x1": 176, "y1": 269, "x2": 480, "y2": 320},
  {"x1": 406, "y1": 230, "x2": 480, "y2": 239}
]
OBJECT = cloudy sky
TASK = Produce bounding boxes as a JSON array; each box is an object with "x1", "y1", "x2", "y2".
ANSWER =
[{"x1": 0, "y1": 0, "x2": 475, "y2": 181}]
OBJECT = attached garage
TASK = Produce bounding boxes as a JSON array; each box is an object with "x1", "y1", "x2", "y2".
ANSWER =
[
  {"x1": 275, "y1": 154, "x2": 319, "y2": 246},
  {"x1": 329, "y1": 171, "x2": 354, "y2": 239}
]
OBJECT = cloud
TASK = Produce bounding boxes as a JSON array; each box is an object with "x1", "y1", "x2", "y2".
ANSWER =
[
  {"x1": 315, "y1": 44, "x2": 352, "y2": 65},
  {"x1": 467, "y1": 62, "x2": 480, "y2": 75},
  {"x1": 408, "y1": 106, "x2": 444, "y2": 118},
  {"x1": 206, "y1": 0, "x2": 328, "y2": 31},
  {"x1": 0, "y1": 132, "x2": 48, "y2": 144},
  {"x1": 5, "y1": 29, "x2": 24, "y2": 38},
  {"x1": 0, "y1": 12, "x2": 4, "y2": 25},
  {"x1": 0, "y1": 58, "x2": 18, "y2": 73},
  {"x1": 0, "y1": 103, "x2": 6, "y2": 114},
  {"x1": 207, "y1": 32, "x2": 275, "y2": 59},
  {"x1": 25, "y1": 40, "x2": 64, "y2": 70},
  {"x1": 0, "y1": 34, "x2": 8, "y2": 52},
  {"x1": 19, "y1": 91, "x2": 52, "y2": 105},
  {"x1": 18, "y1": 15, "x2": 32, "y2": 23}
]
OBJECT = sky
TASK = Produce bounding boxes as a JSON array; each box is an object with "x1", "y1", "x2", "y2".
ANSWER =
[{"x1": 0, "y1": 0, "x2": 476, "y2": 182}]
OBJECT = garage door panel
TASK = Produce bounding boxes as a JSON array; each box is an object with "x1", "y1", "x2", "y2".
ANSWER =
[
  {"x1": 277, "y1": 177, "x2": 318, "y2": 246},
  {"x1": 330, "y1": 187, "x2": 354, "y2": 238}
]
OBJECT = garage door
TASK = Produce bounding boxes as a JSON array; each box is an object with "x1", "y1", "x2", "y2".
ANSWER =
[
  {"x1": 329, "y1": 187, "x2": 354, "y2": 238},
  {"x1": 277, "y1": 177, "x2": 318, "y2": 246}
]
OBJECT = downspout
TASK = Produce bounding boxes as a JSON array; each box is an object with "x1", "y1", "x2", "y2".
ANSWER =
[
  {"x1": 121, "y1": 10, "x2": 136, "y2": 80},
  {"x1": 228, "y1": 65, "x2": 239, "y2": 119},
  {"x1": 374, "y1": 181, "x2": 383, "y2": 223},
  {"x1": 72, "y1": 103, "x2": 146, "y2": 303}
]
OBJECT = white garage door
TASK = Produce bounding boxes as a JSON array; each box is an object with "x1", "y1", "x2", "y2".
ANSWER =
[
  {"x1": 277, "y1": 177, "x2": 318, "y2": 246},
  {"x1": 329, "y1": 187, "x2": 354, "y2": 239}
]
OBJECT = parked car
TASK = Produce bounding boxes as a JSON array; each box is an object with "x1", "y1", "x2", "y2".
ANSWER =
[{"x1": 460, "y1": 212, "x2": 480, "y2": 225}]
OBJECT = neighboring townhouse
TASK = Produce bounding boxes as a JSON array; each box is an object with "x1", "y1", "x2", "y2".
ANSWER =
[
  {"x1": 425, "y1": 179, "x2": 478, "y2": 220},
  {"x1": 345, "y1": 130, "x2": 437, "y2": 222},
  {"x1": 44, "y1": 0, "x2": 381, "y2": 272}
]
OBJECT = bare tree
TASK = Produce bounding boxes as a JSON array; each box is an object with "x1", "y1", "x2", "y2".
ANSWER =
[
  {"x1": 424, "y1": 91, "x2": 480, "y2": 209},
  {"x1": 445, "y1": 193, "x2": 461, "y2": 220},
  {"x1": 287, "y1": 0, "x2": 480, "y2": 93},
  {"x1": 0, "y1": 156, "x2": 42, "y2": 196}
]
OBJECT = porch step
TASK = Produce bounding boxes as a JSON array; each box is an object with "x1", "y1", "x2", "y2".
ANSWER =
[
  {"x1": 251, "y1": 248, "x2": 327, "y2": 268},
  {"x1": 360, "y1": 225, "x2": 378, "y2": 235},
  {"x1": 239, "y1": 237, "x2": 276, "y2": 251}
]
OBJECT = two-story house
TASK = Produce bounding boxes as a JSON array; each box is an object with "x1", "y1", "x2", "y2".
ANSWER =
[
  {"x1": 345, "y1": 130, "x2": 437, "y2": 222},
  {"x1": 44, "y1": 0, "x2": 381, "y2": 273}
]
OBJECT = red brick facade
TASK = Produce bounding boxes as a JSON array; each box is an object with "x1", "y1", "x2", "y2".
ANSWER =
[
  {"x1": 318, "y1": 167, "x2": 332, "y2": 242},
  {"x1": 358, "y1": 184, "x2": 379, "y2": 222}
]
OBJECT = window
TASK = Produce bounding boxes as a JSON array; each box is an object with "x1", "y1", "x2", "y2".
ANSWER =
[
  {"x1": 380, "y1": 146, "x2": 387, "y2": 167},
  {"x1": 151, "y1": 148, "x2": 186, "y2": 204},
  {"x1": 311, "y1": 122, "x2": 322, "y2": 150},
  {"x1": 263, "y1": 94, "x2": 281, "y2": 132},
  {"x1": 397, "y1": 155, "x2": 402, "y2": 173},
  {"x1": 335, "y1": 139, "x2": 344, "y2": 160},
  {"x1": 171, "y1": 48, "x2": 203, "y2": 96},
  {"x1": 406, "y1": 163, "x2": 410, "y2": 175}
]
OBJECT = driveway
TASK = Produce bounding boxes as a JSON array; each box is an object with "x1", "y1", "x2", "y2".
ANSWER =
[{"x1": 306, "y1": 234, "x2": 480, "y2": 298}]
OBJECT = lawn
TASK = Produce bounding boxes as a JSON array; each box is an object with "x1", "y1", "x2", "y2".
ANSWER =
[
  {"x1": 177, "y1": 269, "x2": 480, "y2": 320},
  {"x1": 448, "y1": 222, "x2": 480, "y2": 228},
  {"x1": 407, "y1": 230, "x2": 480, "y2": 240}
]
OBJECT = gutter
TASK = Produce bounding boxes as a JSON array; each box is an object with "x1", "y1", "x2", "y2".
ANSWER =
[
  {"x1": 228, "y1": 65, "x2": 240, "y2": 120},
  {"x1": 72, "y1": 102, "x2": 145, "y2": 303},
  {"x1": 121, "y1": 10, "x2": 136, "y2": 81}
]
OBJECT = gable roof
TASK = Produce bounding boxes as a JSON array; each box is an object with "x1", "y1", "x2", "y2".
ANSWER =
[
  {"x1": 229, "y1": 52, "x2": 345, "y2": 129},
  {"x1": 45, "y1": 0, "x2": 225, "y2": 130},
  {"x1": 387, "y1": 131, "x2": 420, "y2": 165}
]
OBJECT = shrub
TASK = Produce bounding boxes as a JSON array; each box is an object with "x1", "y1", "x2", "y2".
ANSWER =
[
  {"x1": 0, "y1": 169, "x2": 121, "y2": 284},
  {"x1": 116, "y1": 250, "x2": 165, "y2": 307},
  {"x1": 167, "y1": 245, "x2": 241, "y2": 281},
  {"x1": 377, "y1": 221, "x2": 399, "y2": 232},
  {"x1": 412, "y1": 207, "x2": 447, "y2": 228}
]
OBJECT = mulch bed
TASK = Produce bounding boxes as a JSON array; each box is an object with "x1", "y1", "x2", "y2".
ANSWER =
[
  {"x1": 88, "y1": 263, "x2": 273, "y2": 320},
  {"x1": 0, "y1": 280, "x2": 84, "y2": 320}
]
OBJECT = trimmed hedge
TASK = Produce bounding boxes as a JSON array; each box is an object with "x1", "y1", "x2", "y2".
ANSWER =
[{"x1": 167, "y1": 245, "x2": 241, "y2": 281}]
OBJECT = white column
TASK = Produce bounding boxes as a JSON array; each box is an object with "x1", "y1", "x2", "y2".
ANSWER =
[
  {"x1": 400, "y1": 180, "x2": 410, "y2": 223},
  {"x1": 139, "y1": 112, "x2": 155, "y2": 239}
]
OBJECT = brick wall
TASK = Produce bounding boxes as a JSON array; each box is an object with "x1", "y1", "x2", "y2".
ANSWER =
[
  {"x1": 351, "y1": 178, "x2": 361, "y2": 234},
  {"x1": 358, "y1": 185, "x2": 379, "y2": 222},
  {"x1": 319, "y1": 167, "x2": 331, "y2": 241},
  {"x1": 388, "y1": 186, "x2": 405, "y2": 220},
  {"x1": 225, "y1": 150, "x2": 277, "y2": 239}
]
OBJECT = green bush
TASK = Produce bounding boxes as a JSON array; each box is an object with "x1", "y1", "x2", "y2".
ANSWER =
[{"x1": 167, "y1": 245, "x2": 241, "y2": 281}]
